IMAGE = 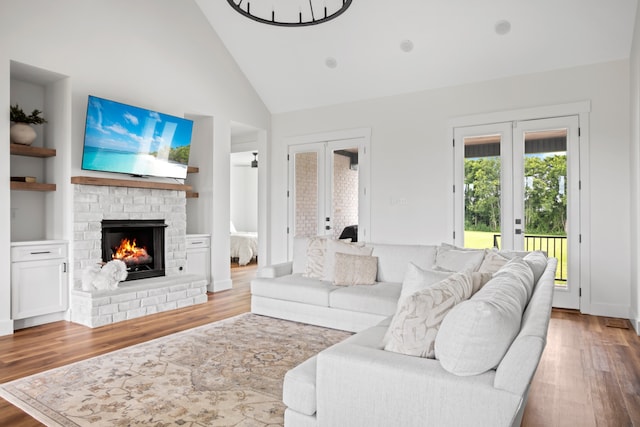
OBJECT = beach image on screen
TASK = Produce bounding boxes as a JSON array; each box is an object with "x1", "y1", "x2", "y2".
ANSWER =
[{"x1": 82, "y1": 96, "x2": 193, "y2": 179}]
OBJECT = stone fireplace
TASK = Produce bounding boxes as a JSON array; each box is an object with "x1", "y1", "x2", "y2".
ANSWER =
[
  {"x1": 70, "y1": 183, "x2": 207, "y2": 328},
  {"x1": 101, "y1": 219, "x2": 167, "y2": 281}
]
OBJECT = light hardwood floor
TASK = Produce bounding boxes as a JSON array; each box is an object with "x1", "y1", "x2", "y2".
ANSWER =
[{"x1": 0, "y1": 262, "x2": 639, "y2": 426}]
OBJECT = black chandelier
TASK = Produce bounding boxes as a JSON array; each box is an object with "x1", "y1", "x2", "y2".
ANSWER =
[{"x1": 227, "y1": 0, "x2": 353, "y2": 27}]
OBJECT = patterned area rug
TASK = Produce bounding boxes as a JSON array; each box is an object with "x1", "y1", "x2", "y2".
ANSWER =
[{"x1": 0, "y1": 314, "x2": 351, "y2": 426}]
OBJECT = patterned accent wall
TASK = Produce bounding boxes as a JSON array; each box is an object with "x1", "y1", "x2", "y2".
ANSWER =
[{"x1": 294, "y1": 152, "x2": 318, "y2": 237}]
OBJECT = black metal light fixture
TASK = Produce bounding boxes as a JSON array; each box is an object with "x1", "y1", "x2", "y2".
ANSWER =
[
  {"x1": 251, "y1": 152, "x2": 258, "y2": 168},
  {"x1": 227, "y1": 0, "x2": 353, "y2": 27}
]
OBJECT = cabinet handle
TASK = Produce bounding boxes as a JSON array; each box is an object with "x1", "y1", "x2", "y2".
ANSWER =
[
  {"x1": 30, "y1": 251, "x2": 52, "y2": 255},
  {"x1": 191, "y1": 241, "x2": 204, "y2": 245},
  {"x1": 63, "y1": 262, "x2": 67, "y2": 273}
]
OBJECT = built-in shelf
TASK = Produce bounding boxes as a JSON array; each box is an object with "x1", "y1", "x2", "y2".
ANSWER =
[
  {"x1": 10, "y1": 181, "x2": 56, "y2": 192},
  {"x1": 10, "y1": 143, "x2": 56, "y2": 158},
  {"x1": 187, "y1": 166, "x2": 199, "y2": 174},
  {"x1": 71, "y1": 176, "x2": 192, "y2": 192},
  {"x1": 186, "y1": 191, "x2": 199, "y2": 198}
]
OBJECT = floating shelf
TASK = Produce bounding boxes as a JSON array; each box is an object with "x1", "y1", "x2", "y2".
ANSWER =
[
  {"x1": 186, "y1": 191, "x2": 199, "y2": 198},
  {"x1": 10, "y1": 143, "x2": 56, "y2": 158},
  {"x1": 71, "y1": 176, "x2": 192, "y2": 192},
  {"x1": 187, "y1": 166, "x2": 199, "y2": 173},
  {"x1": 10, "y1": 181, "x2": 56, "y2": 192}
]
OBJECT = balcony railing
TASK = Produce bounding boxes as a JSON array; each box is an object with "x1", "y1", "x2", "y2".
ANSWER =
[{"x1": 493, "y1": 234, "x2": 567, "y2": 282}]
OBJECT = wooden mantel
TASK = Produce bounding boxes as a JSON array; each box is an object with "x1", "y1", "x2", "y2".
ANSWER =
[{"x1": 71, "y1": 176, "x2": 192, "y2": 192}]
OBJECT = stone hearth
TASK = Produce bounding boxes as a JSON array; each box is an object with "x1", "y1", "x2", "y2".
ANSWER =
[{"x1": 71, "y1": 183, "x2": 206, "y2": 327}]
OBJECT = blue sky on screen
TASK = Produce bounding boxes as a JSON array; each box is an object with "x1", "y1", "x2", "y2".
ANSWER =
[{"x1": 84, "y1": 96, "x2": 192, "y2": 154}]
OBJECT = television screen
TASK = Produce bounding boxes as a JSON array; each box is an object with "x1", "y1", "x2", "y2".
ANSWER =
[{"x1": 81, "y1": 95, "x2": 193, "y2": 179}]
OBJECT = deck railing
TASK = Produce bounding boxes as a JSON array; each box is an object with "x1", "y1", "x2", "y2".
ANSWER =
[{"x1": 493, "y1": 234, "x2": 567, "y2": 282}]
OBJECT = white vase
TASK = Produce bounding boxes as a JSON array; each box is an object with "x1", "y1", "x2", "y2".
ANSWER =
[{"x1": 10, "y1": 122, "x2": 37, "y2": 145}]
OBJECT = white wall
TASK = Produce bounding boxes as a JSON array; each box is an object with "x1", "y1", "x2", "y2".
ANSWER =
[
  {"x1": 630, "y1": 4, "x2": 640, "y2": 333},
  {"x1": 271, "y1": 60, "x2": 631, "y2": 320},
  {"x1": 230, "y1": 163, "x2": 258, "y2": 232},
  {"x1": 0, "y1": 0, "x2": 270, "y2": 334}
]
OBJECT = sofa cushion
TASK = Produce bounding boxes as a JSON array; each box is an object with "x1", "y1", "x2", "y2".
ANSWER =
[
  {"x1": 435, "y1": 246, "x2": 486, "y2": 272},
  {"x1": 251, "y1": 274, "x2": 335, "y2": 307},
  {"x1": 492, "y1": 257, "x2": 535, "y2": 302},
  {"x1": 384, "y1": 272, "x2": 474, "y2": 358},
  {"x1": 523, "y1": 251, "x2": 548, "y2": 284},
  {"x1": 329, "y1": 282, "x2": 401, "y2": 316},
  {"x1": 399, "y1": 262, "x2": 453, "y2": 305},
  {"x1": 435, "y1": 259, "x2": 534, "y2": 376},
  {"x1": 369, "y1": 243, "x2": 438, "y2": 283},
  {"x1": 333, "y1": 253, "x2": 378, "y2": 286},
  {"x1": 323, "y1": 239, "x2": 373, "y2": 281}
]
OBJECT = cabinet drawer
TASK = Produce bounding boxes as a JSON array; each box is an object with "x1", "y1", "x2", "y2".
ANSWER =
[
  {"x1": 186, "y1": 237, "x2": 210, "y2": 249},
  {"x1": 11, "y1": 243, "x2": 67, "y2": 262}
]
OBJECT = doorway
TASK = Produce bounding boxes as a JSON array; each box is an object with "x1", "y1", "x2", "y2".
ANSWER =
[
  {"x1": 288, "y1": 136, "x2": 369, "y2": 252},
  {"x1": 454, "y1": 116, "x2": 581, "y2": 309}
]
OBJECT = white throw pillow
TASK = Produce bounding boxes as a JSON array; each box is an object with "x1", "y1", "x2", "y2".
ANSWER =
[
  {"x1": 384, "y1": 272, "x2": 474, "y2": 359},
  {"x1": 333, "y1": 253, "x2": 378, "y2": 286},
  {"x1": 435, "y1": 262, "x2": 534, "y2": 376},
  {"x1": 322, "y1": 239, "x2": 373, "y2": 281},
  {"x1": 435, "y1": 246, "x2": 486, "y2": 272},
  {"x1": 477, "y1": 250, "x2": 509, "y2": 274},
  {"x1": 399, "y1": 262, "x2": 453, "y2": 305}
]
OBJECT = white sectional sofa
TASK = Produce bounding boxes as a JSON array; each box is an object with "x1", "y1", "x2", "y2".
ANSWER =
[{"x1": 251, "y1": 237, "x2": 557, "y2": 427}]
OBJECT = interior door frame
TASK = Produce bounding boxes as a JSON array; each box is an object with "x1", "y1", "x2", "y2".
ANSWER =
[
  {"x1": 448, "y1": 101, "x2": 591, "y2": 314},
  {"x1": 286, "y1": 128, "x2": 371, "y2": 259}
]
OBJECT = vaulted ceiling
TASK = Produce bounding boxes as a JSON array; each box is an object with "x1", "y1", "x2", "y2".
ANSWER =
[{"x1": 196, "y1": 0, "x2": 638, "y2": 114}]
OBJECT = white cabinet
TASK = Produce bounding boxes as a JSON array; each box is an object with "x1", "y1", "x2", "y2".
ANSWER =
[
  {"x1": 11, "y1": 241, "x2": 68, "y2": 320},
  {"x1": 186, "y1": 234, "x2": 211, "y2": 285}
]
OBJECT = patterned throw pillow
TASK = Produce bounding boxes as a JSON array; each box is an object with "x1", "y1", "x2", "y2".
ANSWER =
[
  {"x1": 333, "y1": 253, "x2": 378, "y2": 286},
  {"x1": 384, "y1": 272, "x2": 474, "y2": 359},
  {"x1": 303, "y1": 236, "x2": 328, "y2": 279}
]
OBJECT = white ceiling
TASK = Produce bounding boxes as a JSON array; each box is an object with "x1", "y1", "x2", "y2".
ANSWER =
[{"x1": 196, "y1": 0, "x2": 638, "y2": 114}]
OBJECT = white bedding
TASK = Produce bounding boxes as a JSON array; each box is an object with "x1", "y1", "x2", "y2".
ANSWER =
[{"x1": 231, "y1": 232, "x2": 258, "y2": 265}]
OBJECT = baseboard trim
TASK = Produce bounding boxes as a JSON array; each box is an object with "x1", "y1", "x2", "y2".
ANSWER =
[
  {"x1": 0, "y1": 319, "x2": 14, "y2": 336},
  {"x1": 587, "y1": 303, "x2": 630, "y2": 319},
  {"x1": 210, "y1": 279, "x2": 232, "y2": 292},
  {"x1": 630, "y1": 308, "x2": 640, "y2": 335}
]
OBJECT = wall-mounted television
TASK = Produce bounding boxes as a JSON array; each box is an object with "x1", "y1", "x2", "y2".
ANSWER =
[{"x1": 81, "y1": 95, "x2": 193, "y2": 179}]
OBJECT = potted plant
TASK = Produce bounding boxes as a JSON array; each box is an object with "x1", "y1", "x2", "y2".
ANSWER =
[{"x1": 10, "y1": 104, "x2": 47, "y2": 146}]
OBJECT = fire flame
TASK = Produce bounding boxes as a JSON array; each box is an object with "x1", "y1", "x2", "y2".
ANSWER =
[{"x1": 113, "y1": 238, "x2": 151, "y2": 266}]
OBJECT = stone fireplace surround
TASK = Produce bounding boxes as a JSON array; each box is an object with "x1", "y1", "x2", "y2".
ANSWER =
[{"x1": 70, "y1": 184, "x2": 207, "y2": 328}]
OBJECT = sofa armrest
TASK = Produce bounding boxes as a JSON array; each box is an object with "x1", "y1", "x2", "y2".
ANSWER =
[
  {"x1": 256, "y1": 261, "x2": 293, "y2": 278},
  {"x1": 316, "y1": 342, "x2": 522, "y2": 427}
]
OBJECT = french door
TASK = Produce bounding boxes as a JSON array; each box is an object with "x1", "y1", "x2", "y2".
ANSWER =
[
  {"x1": 454, "y1": 116, "x2": 580, "y2": 309},
  {"x1": 288, "y1": 138, "x2": 368, "y2": 250}
]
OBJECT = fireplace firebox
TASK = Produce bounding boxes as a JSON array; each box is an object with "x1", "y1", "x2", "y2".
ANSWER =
[{"x1": 101, "y1": 219, "x2": 167, "y2": 281}]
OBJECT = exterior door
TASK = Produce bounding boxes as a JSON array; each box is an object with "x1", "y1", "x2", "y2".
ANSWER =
[{"x1": 454, "y1": 116, "x2": 580, "y2": 309}]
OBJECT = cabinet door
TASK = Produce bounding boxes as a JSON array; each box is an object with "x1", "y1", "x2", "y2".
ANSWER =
[
  {"x1": 12, "y1": 259, "x2": 68, "y2": 319},
  {"x1": 186, "y1": 248, "x2": 210, "y2": 284}
]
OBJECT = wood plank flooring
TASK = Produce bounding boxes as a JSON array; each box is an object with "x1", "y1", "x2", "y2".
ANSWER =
[{"x1": 1, "y1": 263, "x2": 638, "y2": 426}]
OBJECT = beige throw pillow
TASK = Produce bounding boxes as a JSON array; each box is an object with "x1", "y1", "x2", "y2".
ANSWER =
[
  {"x1": 477, "y1": 250, "x2": 509, "y2": 274},
  {"x1": 322, "y1": 239, "x2": 373, "y2": 281},
  {"x1": 333, "y1": 253, "x2": 378, "y2": 286},
  {"x1": 384, "y1": 272, "x2": 474, "y2": 359}
]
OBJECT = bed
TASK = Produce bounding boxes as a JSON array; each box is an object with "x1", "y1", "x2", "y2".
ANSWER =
[{"x1": 230, "y1": 222, "x2": 258, "y2": 266}]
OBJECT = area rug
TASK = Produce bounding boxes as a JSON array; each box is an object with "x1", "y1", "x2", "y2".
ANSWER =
[{"x1": 0, "y1": 313, "x2": 351, "y2": 426}]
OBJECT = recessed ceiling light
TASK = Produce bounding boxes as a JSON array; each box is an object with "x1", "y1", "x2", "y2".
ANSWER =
[
  {"x1": 400, "y1": 39, "x2": 414, "y2": 53},
  {"x1": 325, "y1": 57, "x2": 338, "y2": 69},
  {"x1": 495, "y1": 20, "x2": 511, "y2": 35}
]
